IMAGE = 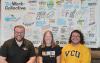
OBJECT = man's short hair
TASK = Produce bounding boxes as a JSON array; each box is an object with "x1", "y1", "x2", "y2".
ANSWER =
[{"x1": 14, "y1": 25, "x2": 25, "y2": 31}]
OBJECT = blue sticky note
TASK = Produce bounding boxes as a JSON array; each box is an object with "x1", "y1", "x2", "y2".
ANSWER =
[{"x1": 57, "y1": 18, "x2": 66, "y2": 25}]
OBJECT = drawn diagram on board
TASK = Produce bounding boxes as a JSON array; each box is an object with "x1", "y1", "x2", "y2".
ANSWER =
[{"x1": 1, "y1": 0, "x2": 100, "y2": 48}]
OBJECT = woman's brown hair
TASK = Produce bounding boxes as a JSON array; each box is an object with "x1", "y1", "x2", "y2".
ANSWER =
[
  {"x1": 42, "y1": 30, "x2": 55, "y2": 48},
  {"x1": 69, "y1": 30, "x2": 85, "y2": 44}
]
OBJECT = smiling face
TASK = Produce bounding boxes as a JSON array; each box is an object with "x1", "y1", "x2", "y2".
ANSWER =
[
  {"x1": 14, "y1": 26, "x2": 25, "y2": 42},
  {"x1": 44, "y1": 31, "x2": 52, "y2": 46},
  {"x1": 71, "y1": 32, "x2": 81, "y2": 44}
]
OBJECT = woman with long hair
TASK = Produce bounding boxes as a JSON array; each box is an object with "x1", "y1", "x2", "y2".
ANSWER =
[
  {"x1": 37, "y1": 30, "x2": 61, "y2": 63},
  {"x1": 61, "y1": 30, "x2": 91, "y2": 63}
]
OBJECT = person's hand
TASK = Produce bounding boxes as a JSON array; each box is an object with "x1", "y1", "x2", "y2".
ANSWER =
[
  {"x1": 26, "y1": 57, "x2": 36, "y2": 63},
  {"x1": 0, "y1": 59, "x2": 8, "y2": 63},
  {"x1": 0, "y1": 56, "x2": 8, "y2": 63}
]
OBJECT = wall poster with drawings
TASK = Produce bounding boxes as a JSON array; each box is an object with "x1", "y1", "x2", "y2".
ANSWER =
[{"x1": 1, "y1": 0, "x2": 100, "y2": 48}]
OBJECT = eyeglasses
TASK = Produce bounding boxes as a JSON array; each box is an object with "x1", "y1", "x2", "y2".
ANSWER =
[{"x1": 14, "y1": 31, "x2": 24, "y2": 35}]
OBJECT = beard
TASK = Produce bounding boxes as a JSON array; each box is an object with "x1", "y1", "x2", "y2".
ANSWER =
[{"x1": 15, "y1": 36, "x2": 24, "y2": 42}]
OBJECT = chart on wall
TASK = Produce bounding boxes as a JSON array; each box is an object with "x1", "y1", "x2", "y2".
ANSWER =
[{"x1": 1, "y1": 0, "x2": 100, "y2": 48}]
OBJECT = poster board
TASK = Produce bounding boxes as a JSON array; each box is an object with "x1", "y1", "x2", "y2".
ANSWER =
[{"x1": 1, "y1": 0, "x2": 100, "y2": 48}]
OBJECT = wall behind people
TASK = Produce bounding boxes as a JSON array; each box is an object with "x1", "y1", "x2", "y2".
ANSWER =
[{"x1": 0, "y1": 0, "x2": 100, "y2": 48}]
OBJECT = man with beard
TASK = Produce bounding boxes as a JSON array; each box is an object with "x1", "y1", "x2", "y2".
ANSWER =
[{"x1": 0, "y1": 25, "x2": 36, "y2": 63}]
